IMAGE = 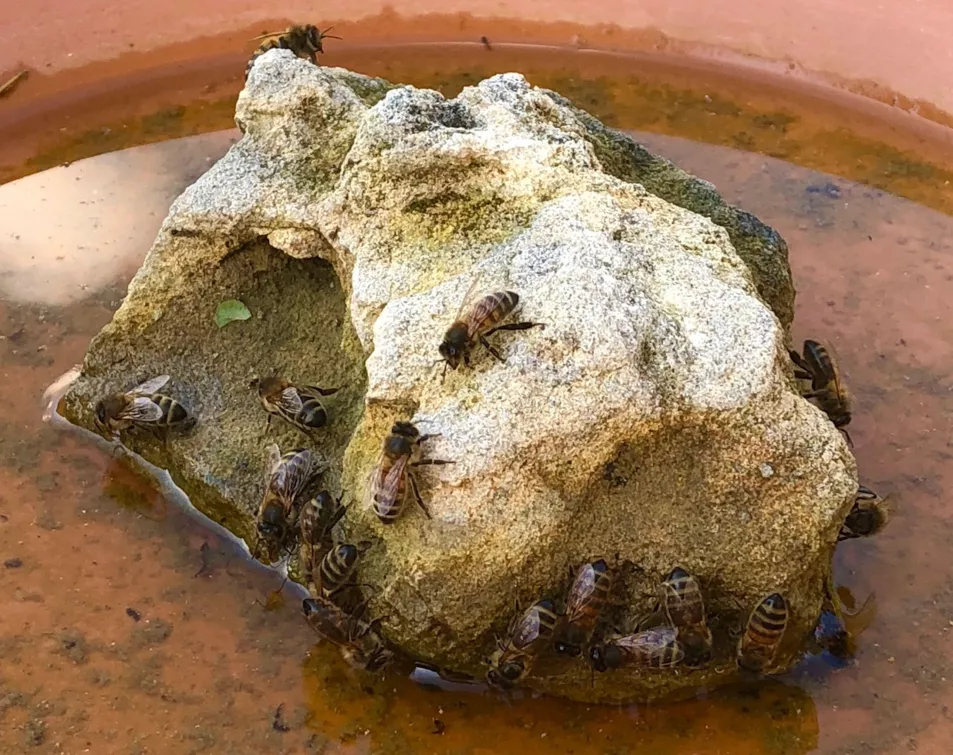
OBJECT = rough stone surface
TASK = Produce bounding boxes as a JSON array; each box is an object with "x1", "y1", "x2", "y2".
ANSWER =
[{"x1": 63, "y1": 51, "x2": 856, "y2": 703}]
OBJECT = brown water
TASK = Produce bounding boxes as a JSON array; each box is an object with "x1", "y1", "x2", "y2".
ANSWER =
[{"x1": 2, "y1": 53, "x2": 953, "y2": 755}]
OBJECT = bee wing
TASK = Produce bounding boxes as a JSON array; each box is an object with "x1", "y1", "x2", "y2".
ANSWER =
[
  {"x1": 615, "y1": 628, "x2": 679, "y2": 658},
  {"x1": 451, "y1": 269, "x2": 485, "y2": 322},
  {"x1": 363, "y1": 451, "x2": 407, "y2": 509},
  {"x1": 819, "y1": 339, "x2": 848, "y2": 397},
  {"x1": 281, "y1": 450, "x2": 315, "y2": 503},
  {"x1": 117, "y1": 396, "x2": 164, "y2": 422},
  {"x1": 129, "y1": 375, "x2": 170, "y2": 396},
  {"x1": 510, "y1": 607, "x2": 542, "y2": 651},
  {"x1": 276, "y1": 386, "x2": 304, "y2": 415},
  {"x1": 249, "y1": 30, "x2": 283, "y2": 41},
  {"x1": 566, "y1": 565, "x2": 596, "y2": 622},
  {"x1": 265, "y1": 443, "x2": 282, "y2": 480}
]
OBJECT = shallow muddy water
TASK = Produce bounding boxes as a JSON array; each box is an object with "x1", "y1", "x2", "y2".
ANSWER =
[{"x1": 2, "y1": 60, "x2": 953, "y2": 755}]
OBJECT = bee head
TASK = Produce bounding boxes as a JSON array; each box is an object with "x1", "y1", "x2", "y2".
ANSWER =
[
  {"x1": 94, "y1": 400, "x2": 107, "y2": 427},
  {"x1": 666, "y1": 565, "x2": 690, "y2": 582},
  {"x1": 485, "y1": 664, "x2": 519, "y2": 690},
  {"x1": 554, "y1": 640, "x2": 581, "y2": 658},
  {"x1": 391, "y1": 421, "x2": 419, "y2": 439},
  {"x1": 438, "y1": 329, "x2": 468, "y2": 369},
  {"x1": 763, "y1": 593, "x2": 786, "y2": 612},
  {"x1": 588, "y1": 645, "x2": 607, "y2": 672},
  {"x1": 364, "y1": 647, "x2": 395, "y2": 673}
]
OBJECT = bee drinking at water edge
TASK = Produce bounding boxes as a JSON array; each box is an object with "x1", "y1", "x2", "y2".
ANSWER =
[
  {"x1": 486, "y1": 598, "x2": 560, "y2": 689},
  {"x1": 555, "y1": 559, "x2": 612, "y2": 657},
  {"x1": 253, "y1": 375, "x2": 340, "y2": 440},
  {"x1": 298, "y1": 491, "x2": 347, "y2": 587},
  {"x1": 314, "y1": 543, "x2": 364, "y2": 599},
  {"x1": 246, "y1": 24, "x2": 340, "y2": 78},
  {"x1": 789, "y1": 339, "x2": 853, "y2": 445},
  {"x1": 254, "y1": 444, "x2": 322, "y2": 563},
  {"x1": 367, "y1": 421, "x2": 454, "y2": 524},
  {"x1": 94, "y1": 375, "x2": 193, "y2": 444},
  {"x1": 659, "y1": 566, "x2": 713, "y2": 666},
  {"x1": 302, "y1": 596, "x2": 394, "y2": 672},
  {"x1": 838, "y1": 485, "x2": 889, "y2": 541},
  {"x1": 438, "y1": 280, "x2": 543, "y2": 375},
  {"x1": 589, "y1": 627, "x2": 685, "y2": 672},
  {"x1": 737, "y1": 592, "x2": 788, "y2": 673}
]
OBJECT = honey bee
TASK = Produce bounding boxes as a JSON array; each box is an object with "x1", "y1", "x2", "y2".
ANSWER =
[
  {"x1": 302, "y1": 596, "x2": 394, "y2": 672},
  {"x1": 737, "y1": 593, "x2": 788, "y2": 673},
  {"x1": 789, "y1": 339, "x2": 853, "y2": 445},
  {"x1": 315, "y1": 543, "x2": 362, "y2": 599},
  {"x1": 246, "y1": 24, "x2": 340, "y2": 78},
  {"x1": 93, "y1": 375, "x2": 194, "y2": 444},
  {"x1": 589, "y1": 627, "x2": 685, "y2": 672},
  {"x1": 367, "y1": 421, "x2": 454, "y2": 524},
  {"x1": 555, "y1": 559, "x2": 612, "y2": 657},
  {"x1": 438, "y1": 281, "x2": 542, "y2": 375},
  {"x1": 298, "y1": 491, "x2": 347, "y2": 587},
  {"x1": 838, "y1": 485, "x2": 889, "y2": 541},
  {"x1": 254, "y1": 444, "x2": 322, "y2": 563},
  {"x1": 660, "y1": 567, "x2": 713, "y2": 666},
  {"x1": 485, "y1": 599, "x2": 560, "y2": 689},
  {"x1": 253, "y1": 375, "x2": 340, "y2": 440}
]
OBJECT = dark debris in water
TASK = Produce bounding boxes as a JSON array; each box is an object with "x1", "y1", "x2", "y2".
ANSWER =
[
  {"x1": 805, "y1": 181, "x2": 842, "y2": 198},
  {"x1": 3, "y1": 557, "x2": 23, "y2": 568},
  {"x1": 125, "y1": 607, "x2": 142, "y2": 622},
  {"x1": 272, "y1": 703, "x2": 290, "y2": 733}
]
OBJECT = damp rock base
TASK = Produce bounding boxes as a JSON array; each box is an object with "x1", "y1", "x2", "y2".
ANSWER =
[{"x1": 63, "y1": 51, "x2": 856, "y2": 703}]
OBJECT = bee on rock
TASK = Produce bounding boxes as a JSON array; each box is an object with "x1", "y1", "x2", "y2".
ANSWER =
[
  {"x1": 94, "y1": 375, "x2": 194, "y2": 445},
  {"x1": 367, "y1": 421, "x2": 454, "y2": 524},
  {"x1": 246, "y1": 24, "x2": 340, "y2": 78}
]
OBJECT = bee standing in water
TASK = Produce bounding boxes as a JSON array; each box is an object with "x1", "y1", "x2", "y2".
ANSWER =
[
  {"x1": 94, "y1": 375, "x2": 194, "y2": 444},
  {"x1": 838, "y1": 485, "x2": 889, "y2": 541},
  {"x1": 790, "y1": 339, "x2": 853, "y2": 445},
  {"x1": 302, "y1": 596, "x2": 394, "y2": 672},
  {"x1": 367, "y1": 421, "x2": 454, "y2": 524},
  {"x1": 589, "y1": 627, "x2": 685, "y2": 672},
  {"x1": 298, "y1": 491, "x2": 347, "y2": 588},
  {"x1": 486, "y1": 599, "x2": 560, "y2": 689},
  {"x1": 737, "y1": 593, "x2": 788, "y2": 673},
  {"x1": 246, "y1": 24, "x2": 340, "y2": 78},
  {"x1": 438, "y1": 281, "x2": 543, "y2": 375},
  {"x1": 555, "y1": 559, "x2": 612, "y2": 657},
  {"x1": 253, "y1": 375, "x2": 340, "y2": 440},
  {"x1": 660, "y1": 567, "x2": 713, "y2": 666},
  {"x1": 255, "y1": 444, "x2": 321, "y2": 564}
]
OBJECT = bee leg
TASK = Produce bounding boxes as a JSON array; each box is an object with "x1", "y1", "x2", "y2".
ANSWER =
[
  {"x1": 416, "y1": 433, "x2": 442, "y2": 445},
  {"x1": 315, "y1": 387, "x2": 340, "y2": 396},
  {"x1": 484, "y1": 321, "x2": 544, "y2": 336},
  {"x1": 789, "y1": 349, "x2": 812, "y2": 373},
  {"x1": 839, "y1": 428, "x2": 855, "y2": 448},
  {"x1": 407, "y1": 473, "x2": 432, "y2": 519},
  {"x1": 410, "y1": 459, "x2": 455, "y2": 467},
  {"x1": 478, "y1": 336, "x2": 506, "y2": 362}
]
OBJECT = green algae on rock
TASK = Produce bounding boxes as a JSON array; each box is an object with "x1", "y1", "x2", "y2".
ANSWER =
[{"x1": 63, "y1": 51, "x2": 855, "y2": 703}]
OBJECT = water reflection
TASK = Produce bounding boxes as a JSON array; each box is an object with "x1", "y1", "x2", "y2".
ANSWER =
[
  {"x1": 0, "y1": 131, "x2": 234, "y2": 306},
  {"x1": 2, "y1": 129, "x2": 953, "y2": 753}
]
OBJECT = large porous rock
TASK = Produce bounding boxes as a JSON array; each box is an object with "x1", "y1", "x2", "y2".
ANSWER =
[{"x1": 62, "y1": 52, "x2": 855, "y2": 703}]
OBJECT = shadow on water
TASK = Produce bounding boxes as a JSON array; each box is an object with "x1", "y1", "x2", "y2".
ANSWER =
[{"x1": 2, "y1": 67, "x2": 953, "y2": 755}]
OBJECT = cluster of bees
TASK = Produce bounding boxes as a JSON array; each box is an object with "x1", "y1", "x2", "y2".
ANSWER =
[
  {"x1": 484, "y1": 562, "x2": 792, "y2": 689},
  {"x1": 92, "y1": 288, "x2": 544, "y2": 674},
  {"x1": 94, "y1": 37, "x2": 889, "y2": 683}
]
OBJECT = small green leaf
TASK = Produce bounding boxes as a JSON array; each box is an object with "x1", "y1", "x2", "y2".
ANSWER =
[{"x1": 215, "y1": 299, "x2": 252, "y2": 328}]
